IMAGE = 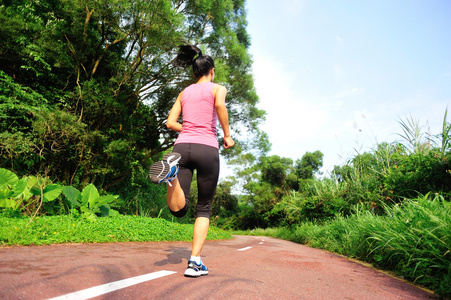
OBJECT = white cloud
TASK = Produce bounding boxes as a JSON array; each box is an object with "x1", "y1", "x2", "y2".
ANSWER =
[{"x1": 252, "y1": 53, "x2": 328, "y2": 145}]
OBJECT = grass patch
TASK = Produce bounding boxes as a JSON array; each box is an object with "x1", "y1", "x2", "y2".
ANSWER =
[
  {"x1": 235, "y1": 195, "x2": 451, "y2": 298},
  {"x1": 0, "y1": 214, "x2": 232, "y2": 246}
]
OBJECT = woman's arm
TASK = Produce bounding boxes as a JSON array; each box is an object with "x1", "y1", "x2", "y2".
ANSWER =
[
  {"x1": 214, "y1": 85, "x2": 235, "y2": 149},
  {"x1": 167, "y1": 92, "x2": 183, "y2": 132}
]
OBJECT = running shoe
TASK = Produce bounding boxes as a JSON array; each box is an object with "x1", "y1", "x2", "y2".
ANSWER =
[
  {"x1": 184, "y1": 260, "x2": 209, "y2": 277},
  {"x1": 149, "y1": 152, "x2": 181, "y2": 186}
]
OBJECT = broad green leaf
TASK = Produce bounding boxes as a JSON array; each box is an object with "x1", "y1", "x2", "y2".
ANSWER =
[
  {"x1": 30, "y1": 187, "x2": 42, "y2": 196},
  {"x1": 0, "y1": 189, "x2": 14, "y2": 199},
  {"x1": 26, "y1": 176, "x2": 38, "y2": 189},
  {"x1": 94, "y1": 195, "x2": 116, "y2": 207},
  {"x1": 42, "y1": 184, "x2": 63, "y2": 202},
  {"x1": 80, "y1": 206, "x2": 91, "y2": 213},
  {"x1": 81, "y1": 184, "x2": 99, "y2": 207},
  {"x1": 11, "y1": 178, "x2": 28, "y2": 198},
  {"x1": 20, "y1": 189, "x2": 34, "y2": 202},
  {"x1": 108, "y1": 209, "x2": 120, "y2": 217},
  {"x1": 0, "y1": 168, "x2": 18, "y2": 189},
  {"x1": 62, "y1": 186, "x2": 81, "y2": 206},
  {"x1": 0, "y1": 198, "x2": 17, "y2": 208},
  {"x1": 90, "y1": 206, "x2": 101, "y2": 214},
  {"x1": 85, "y1": 213, "x2": 97, "y2": 222},
  {"x1": 99, "y1": 205, "x2": 110, "y2": 217}
]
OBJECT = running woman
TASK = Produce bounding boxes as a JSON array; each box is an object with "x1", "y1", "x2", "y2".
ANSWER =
[{"x1": 149, "y1": 44, "x2": 235, "y2": 277}]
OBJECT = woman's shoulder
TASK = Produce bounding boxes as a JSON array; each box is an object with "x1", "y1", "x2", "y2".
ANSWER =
[{"x1": 212, "y1": 83, "x2": 227, "y2": 94}]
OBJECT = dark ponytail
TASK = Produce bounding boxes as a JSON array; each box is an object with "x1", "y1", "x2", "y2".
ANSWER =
[{"x1": 173, "y1": 44, "x2": 215, "y2": 79}]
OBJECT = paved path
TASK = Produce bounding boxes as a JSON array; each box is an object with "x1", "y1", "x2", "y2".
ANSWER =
[{"x1": 0, "y1": 236, "x2": 435, "y2": 299}]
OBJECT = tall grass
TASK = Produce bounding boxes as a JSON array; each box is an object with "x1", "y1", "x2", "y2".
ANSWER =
[
  {"x1": 397, "y1": 115, "x2": 429, "y2": 154},
  {"x1": 244, "y1": 194, "x2": 451, "y2": 298},
  {"x1": 439, "y1": 108, "x2": 451, "y2": 154}
]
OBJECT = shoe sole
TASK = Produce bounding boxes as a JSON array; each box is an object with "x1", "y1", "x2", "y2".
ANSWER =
[
  {"x1": 149, "y1": 161, "x2": 170, "y2": 183},
  {"x1": 163, "y1": 152, "x2": 181, "y2": 166},
  {"x1": 149, "y1": 152, "x2": 181, "y2": 183}
]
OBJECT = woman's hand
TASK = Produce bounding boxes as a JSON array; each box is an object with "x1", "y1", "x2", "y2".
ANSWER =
[{"x1": 224, "y1": 136, "x2": 235, "y2": 149}]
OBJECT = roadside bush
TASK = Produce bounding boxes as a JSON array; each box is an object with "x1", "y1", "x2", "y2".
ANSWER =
[
  {"x1": 227, "y1": 202, "x2": 268, "y2": 230},
  {"x1": 300, "y1": 195, "x2": 348, "y2": 221},
  {"x1": 382, "y1": 151, "x2": 451, "y2": 201},
  {"x1": 272, "y1": 172, "x2": 383, "y2": 225},
  {"x1": 284, "y1": 194, "x2": 451, "y2": 298},
  {"x1": 0, "y1": 168, "x2": 63, "y2": 217},
  {"x1": 0, "y1": 168, "x2": 121, "y2": 220}
]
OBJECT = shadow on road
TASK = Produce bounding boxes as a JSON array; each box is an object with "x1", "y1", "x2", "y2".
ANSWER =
[{"x1": 154, "y1": 246, "x2": 191, "y2": 266}]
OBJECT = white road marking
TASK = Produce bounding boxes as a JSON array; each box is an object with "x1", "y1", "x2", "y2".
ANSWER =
[
  {"x1": 48, "y1": 270, "x2": 176, "y2": 300},
  {"x1": 237, "y1": 246, "x2": 252, "y2": 251},
  {"x1": 259, "y1": 242, "x2": 264, "y2": 244}
]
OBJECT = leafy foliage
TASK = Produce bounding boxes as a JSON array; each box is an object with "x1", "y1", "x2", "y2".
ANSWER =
[
  {"x1": 226, "y1": 152, "x2": 324, "y2": 229},
  {"x1": 0, "y1": 0, "x2": 263, "y2": 189},
  {"x1": 0, "y1": 167, "x2": 121, "y2": 221},
  {"x1": 295, "y1": 150, "x2": 324, "y2": 179},
  {"x1": 0, "y1": 168, "x2": 63, "y2": 219},
  {"x1": 223, "y1": 110, "x2": 451, "y2": 231},
  {"x1": 211, "y1": 180, "x2": 238, "y2": 220},
  {"x1": 62, "y1": 184, "x2": 119, "y2": 221},
  {"x1": 381, "y1": 150, "x2": 451, "y2": 201}
]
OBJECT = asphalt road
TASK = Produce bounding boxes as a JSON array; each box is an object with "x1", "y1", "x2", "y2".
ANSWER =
[{"x1": 0, "y1": 235, "x2": 435, "y2": 299}]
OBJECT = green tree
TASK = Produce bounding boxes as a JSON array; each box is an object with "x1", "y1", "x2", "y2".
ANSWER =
[
  {"x1": 211, "y1": 179, "x2": 238, "y2": 219},
  {"x1": 260, "y1": 155, "x2": 294, "y2": 188},
  {"x1": 0, "y1": 0, "x2": 264, "y2": 189},
  {"x1": 238, "y1": 155, "x2": 296, "y2": 228},
  {"x1": 295, "y1": 150, "x2": 324, "y2": 180}
]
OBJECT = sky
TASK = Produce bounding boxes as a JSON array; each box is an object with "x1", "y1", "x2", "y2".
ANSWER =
[{"x1": 232, "y1": 0, "x2": 451, "y2": 177}]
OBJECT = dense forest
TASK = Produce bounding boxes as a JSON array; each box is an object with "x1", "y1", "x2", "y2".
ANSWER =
[
  {"x1": 0, "y1": 0, "x2": 267, "y2": 182},
  {"x1": 0, "y1": 0, "x2": 267, "y2": 216}
]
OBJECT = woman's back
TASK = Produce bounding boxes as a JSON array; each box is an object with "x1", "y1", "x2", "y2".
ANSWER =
[{"x1": 175, "y1": 82, "x2": 218, "y2": 149}]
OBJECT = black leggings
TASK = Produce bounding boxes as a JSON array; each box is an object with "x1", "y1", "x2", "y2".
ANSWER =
[{"x1": 170, "y1": 143, "x2": 219, "y2": 218}]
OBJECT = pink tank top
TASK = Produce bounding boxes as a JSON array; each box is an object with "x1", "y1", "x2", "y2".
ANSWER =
[{"x1": 174, "y1": 82, "x2": 219, "y2": 149}]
